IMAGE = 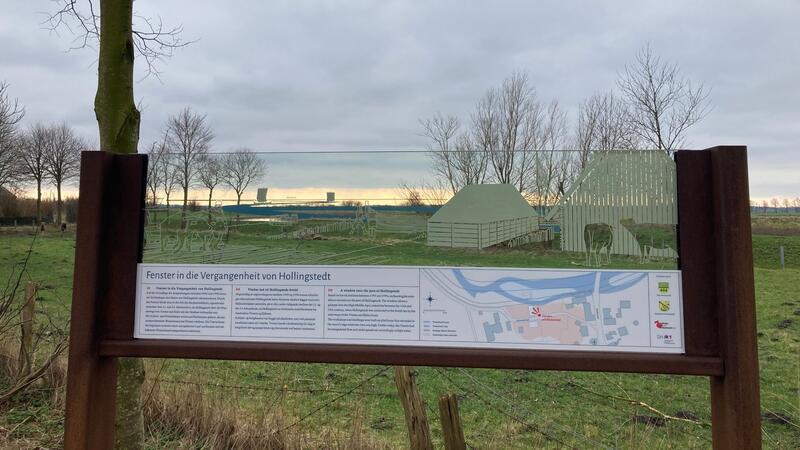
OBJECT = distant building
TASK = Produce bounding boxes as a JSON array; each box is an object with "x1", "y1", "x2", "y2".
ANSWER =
[
  {"x1": 256, "y1": 188, "x2": 268, "y2": 203},
  {"x1": 427, "y1": 184, "x2": 538, "y2": 249}
]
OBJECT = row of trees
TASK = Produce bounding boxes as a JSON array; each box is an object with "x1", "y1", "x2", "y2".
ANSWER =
[
  {"x1": 0, "y1": 81, "x2": 86, "y2": 224},
  {"x1": 420, "y1": 45, "x2": 710, "y2": 207},
  {"x1": 753, "y1": 197, "x2": 800, "y2": 212},
  {"x1": 1, "y1": 91, "x2": 266, "y2": 226},
  {"x1": 144, "y1": 107, "x2": 266, "y2": 225}
]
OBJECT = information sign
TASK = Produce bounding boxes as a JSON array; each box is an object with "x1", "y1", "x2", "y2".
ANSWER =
[{"x1": 135, "y1": 264, "x2": 683, "y2": 353}]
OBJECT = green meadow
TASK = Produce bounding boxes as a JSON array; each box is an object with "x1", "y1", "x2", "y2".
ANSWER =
[{"x1": 0, "y1": 214, "x2": 798, "y2": 448}]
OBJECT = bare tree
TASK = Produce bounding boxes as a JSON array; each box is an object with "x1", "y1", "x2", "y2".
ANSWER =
[
  {"x1": 165, "y1": 107, "x2": 213, "y2": 225},
  {"x1": 420, "y1": 113, "x2": 459, "y2": 194},
  {"x1": 144, "y1": 136, "x2": 168, "y2": 206},
  {"x1": 160, "y1": 151, "x2": 179, "y2": 212},
  {"x1": 18, "y1": 124, "x2": 51, "y2": 225},
  {"x1": 47, "y1": 1, "x2": 192, "y2": 153},
  {"x1": 574, "y1": 92, "x2": 638, "y2": 168},
  {"x1": 0, "y1": 81, "x2": 25, "y2": 188},
  {"x1": 487, "y1": 73, "x2": 537, "y2": 186},
  {"x1": 197, "y1": 153, "x2": 223, "y2": 219},
  {"x1": 531, "y1": 101, "x2": 569, "y2": 209},
  {"x1": 44, "y1": 123, "x2": 84, "y2": 224},
  {"x1": 420, "y1": 178, "x2": 451, "y2": 206},
  {"x1": 398, "y1": 183, "x2": 425, "y2": 206},
  {"x1": 452, "y1": 133, "x2": 489, "y2": 189},
  {"x1": 617, "y1": 44, "x2": 710, "y2": 152},
  {"x1": 471, "y1": 72, "x2": 546, "y2": 194},
  {"x1": 222, "y1": 148, "x2": 266, "y2": 205},
  {"x1": 398, "y1": 178, "x2": 451, "y2": 206},
  {"x1": 471, "y1": 87, "x2": 499, "y2": 180}
]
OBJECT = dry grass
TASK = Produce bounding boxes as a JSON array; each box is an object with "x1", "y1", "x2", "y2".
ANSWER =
[
  {"x1": 752, "y1": 215, "x2": 800, "y2": 236},
  {"x1": 143, "y1": 377, "x2": 391, "y2": 449},
  {"x1": 0, "y1": 338, "x2": 68, "y2": 405},
  {"x1": 1, "y1": 340, "x2": 389, "y2": 449}
]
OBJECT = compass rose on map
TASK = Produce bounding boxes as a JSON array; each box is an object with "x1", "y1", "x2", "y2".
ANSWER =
[{"x1": 426, "y1": 293, "x2": 435, "y2": 305}]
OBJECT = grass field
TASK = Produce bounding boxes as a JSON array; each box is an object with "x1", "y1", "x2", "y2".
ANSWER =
[{"x1": 0, "y1": 216, "x2": 798, "y2": 448}]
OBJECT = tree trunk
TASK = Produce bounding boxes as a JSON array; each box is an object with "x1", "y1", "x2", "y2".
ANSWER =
[
  {"x1": 235, "y1": 192, "x2": 242, "y2": 227},
  {"x1": 149, "y1": 189, "x2": 157, "y2": 223},
  {"x1": 36, "y1": 179, "x2": 42, "y2": 225},
  {"x1": 114, "y1": 357, "x2": 145, "y2": 450},
  {"x1": 207, "y1": 188, "x2": 213, "y2": 222},
  {"x1": 95, "y1": 1, "x2": 140, "y2": 154},
  {"x1": 56, "y1": 183, "x2": 62, "y2": 225},
  {"x1": 181, "y1": 185, "x2": 188, "y2": 229},
  {"x1": 96, "y1": 1, "x2": 144, "y2": 448}
]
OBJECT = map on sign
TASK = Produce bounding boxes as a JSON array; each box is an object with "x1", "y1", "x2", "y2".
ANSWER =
[
  {"x1": 134, "y1": 264, "x2": 683, "y2": 353},
  {"x1": 419, "y1": 268, "x2": 682, "y2": 351}
]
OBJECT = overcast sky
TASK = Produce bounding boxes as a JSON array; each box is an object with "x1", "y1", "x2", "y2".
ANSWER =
[{"x1": 1, "y1": 0, "x2": 798, "y2": 199}]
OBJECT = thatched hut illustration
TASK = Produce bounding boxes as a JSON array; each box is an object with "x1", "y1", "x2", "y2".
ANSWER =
[
  {"x1": 546, "y1": 151, "x2": 677, "y2": 259},
  {"x1": 427, "y1": 184, "x2": 538, "y2": 249}
]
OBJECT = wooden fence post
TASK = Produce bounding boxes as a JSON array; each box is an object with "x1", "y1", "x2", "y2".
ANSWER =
[
  {"x1": 17, "y1": 282, "x2": 37, "y2": 380},
  {"x1": 438, "y1": 393, "x2": 466, "y2": 450},
  {"x1": 394, "y1": 366, "x2": 433, "y2": 450}
]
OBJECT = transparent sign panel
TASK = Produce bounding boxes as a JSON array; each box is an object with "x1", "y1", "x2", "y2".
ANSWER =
[
  {"x1": 142, "y1": 149, "x2": 678, "y2": 270},
  {"x1": 129, "y1": 148, "x2": 691, "y2": 447},
  {"x1": 137, "y1": 149, "x2": 683, "y2": 354}
]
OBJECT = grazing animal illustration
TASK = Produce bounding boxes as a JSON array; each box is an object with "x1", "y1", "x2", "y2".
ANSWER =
[
  {"x1": 619, "y1": 218, "x2": 677, "y2": 262},
  {"x1": 583, "y1": 222, "x2": 614, "y2": 266}
]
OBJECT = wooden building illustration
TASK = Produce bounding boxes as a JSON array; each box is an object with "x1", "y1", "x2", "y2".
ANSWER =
[
  {"x1": 427, "y1": 184, "x2": 538, "y2": 249},
  {"x1": 546, "y1": 151, "x2": 677, "y2": 258}
]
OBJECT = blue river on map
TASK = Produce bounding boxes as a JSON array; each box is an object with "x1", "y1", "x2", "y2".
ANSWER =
[{"x1": 451, "y1": 269, "x2": 647, "y2": 305}]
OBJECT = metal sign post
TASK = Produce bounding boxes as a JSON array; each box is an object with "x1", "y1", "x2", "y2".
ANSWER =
[{"x1": 63, "y1": 146, "x2": 760, "y2": 449}]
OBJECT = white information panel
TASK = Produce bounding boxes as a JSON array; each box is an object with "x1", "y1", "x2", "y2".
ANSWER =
[{"x1": 134, "y1": 264, "x2": 684, "y2": 353}]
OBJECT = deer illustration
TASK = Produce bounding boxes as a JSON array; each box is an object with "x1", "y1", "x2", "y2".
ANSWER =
[
  {"x1": 583, "y1": 222, "x2": 613, "y2": 266},
  {"x1": 619, "y1": 218, "x2": 676, "y2": 262}
]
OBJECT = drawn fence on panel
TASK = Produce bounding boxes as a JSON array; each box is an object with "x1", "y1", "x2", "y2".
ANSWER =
[
  {"x1": 263, "y1": 220, "x2": 358, "y2": 240},
  {"x1": 373, "y1": 211, "x2": 429, "y2": 234}
]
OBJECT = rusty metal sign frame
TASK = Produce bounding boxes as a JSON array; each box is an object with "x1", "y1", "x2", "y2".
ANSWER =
[{"x1": 63, "y1": 146, "x2": 761, "y2": 449}]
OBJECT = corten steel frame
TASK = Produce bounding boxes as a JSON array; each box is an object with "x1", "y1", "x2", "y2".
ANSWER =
[{"x1": 63, "y1": 147, "x2": 761, "y2": 449}]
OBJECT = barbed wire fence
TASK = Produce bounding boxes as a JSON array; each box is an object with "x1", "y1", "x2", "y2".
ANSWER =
[
  {"x1": 1, "y1": 210, "x2": 798, "y2": 447},
  {"x1": 134, "y1": 356, "x2": 749, "y2": 449}
]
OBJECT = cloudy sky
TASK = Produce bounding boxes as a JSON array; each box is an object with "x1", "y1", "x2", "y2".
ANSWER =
[{"x1": 1, "y1": 0, "x2": 798, "y2": 200}]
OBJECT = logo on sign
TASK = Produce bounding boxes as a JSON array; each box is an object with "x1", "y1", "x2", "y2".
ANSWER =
[
  {"x1": 658, "y1": 282, "x2": 669, "y2": 294},
  {"x1": 657, "y1": 334, "x2": 676, "y2": 345},
  {"x1": 658, "y1": 300, "x2": 671, "y2": 312},
  {"x1": 654, "y1": 320, "x2": 675, "y2": 330}
]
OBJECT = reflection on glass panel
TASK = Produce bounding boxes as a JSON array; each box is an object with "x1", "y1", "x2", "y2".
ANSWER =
[{"x1": 142, "y1": 149, "x2": 678, "y2": 270}]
